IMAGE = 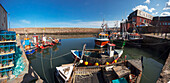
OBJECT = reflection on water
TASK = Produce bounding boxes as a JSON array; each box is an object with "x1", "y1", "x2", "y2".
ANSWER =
[{"x1": 27, "y1": 37, "x2": 164, "y2": 83}]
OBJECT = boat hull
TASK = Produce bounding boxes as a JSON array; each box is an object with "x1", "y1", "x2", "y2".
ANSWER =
[
  {"x1": 95, "y1": 39, "x2": 109, "y2": 47},
  {"x1": 71, "y1": 49, "x2": 123, "y2": 66},
  {"x1": 127, "y1": 38, "x2": 143, "y2": 47},
  {"x1": 25, "y1": 49, "x2": 35, "y2": 55},
  {"x1": 110, "y1": 39, "x2": 126, "y2": 49}
]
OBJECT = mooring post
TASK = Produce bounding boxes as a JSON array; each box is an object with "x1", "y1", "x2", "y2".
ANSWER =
[{"x1": 141, "y1": 56, "x2": 144, "y2": 68}]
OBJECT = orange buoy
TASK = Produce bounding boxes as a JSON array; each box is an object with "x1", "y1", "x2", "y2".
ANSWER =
[
  {"x1": 40, "y1": 46, "x2": 43, "y2": 48},
  {"x1": 105, "y1": 62, "x2": 110, "y2": 65},
  {"x1": 114, "y1": 60, "x2": 117, "y2": 63},
  {"x1": 95, "y1": 62, "x2": 99, "y2": 66},
  {"x1": 84, "y1": 61, "x2": 88, "y2": 65}
]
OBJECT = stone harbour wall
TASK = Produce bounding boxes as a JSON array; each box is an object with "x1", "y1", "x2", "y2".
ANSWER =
[{"x1": 9, "y1": 27, "x2": 101, "y2": 34}]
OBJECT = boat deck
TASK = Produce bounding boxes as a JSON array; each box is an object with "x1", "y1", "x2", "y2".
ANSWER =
[
  {"x1": 113, "y1": 66, "x2": 130, "y2": 78},
  {"x1": 72, "y1": 67, "x2": 103, "y2": 83},
  {"x1": 103, "y1": 65, "x2": 130, "y2": 81},
  {"x1": 75, "y1": 67, "x2": 101, "y2": 75},
  {"x1": 101, "y1": 54, "x2": 109, "y2": 58},
  {"x1": 128, "y1": 59, "x2": 142, "y2": 71}
]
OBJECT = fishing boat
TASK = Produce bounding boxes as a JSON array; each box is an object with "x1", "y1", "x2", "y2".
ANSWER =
[
  {"x1": 109, "y1": 20, "x2": 128, "y2": 49},
  {"x1": 128, "y1": 29, "x2": 143, "y2": 41},
  {"x1": 22, "y1": 38, "x2": 37, "y2": 55},
  {"x1": 95, "y1": 32, "x2": 109, "y2": 47},
  {"x1": 56, "y1": 63, "x2": 74, "y2": 82},
  {"x1": 110, "y1": 32, "x2": 127, "y2": 49},
  {"x1": 103, "y1": 59, "x2": 142, "y2": 83},
  {"x1": 125, "y1": 22, "x2": 143, "y2": 46},
  {"x1": 39, "y1": 35, "x2": 54, "y2": 49},
  {"x1": 71, "y1": 43, "x2": 123, "y2": 66},
  {"x1": 55, "y1": 59, "x2": 142, "y2": 83},
  {"x1": 126, "y1": 30, "x2": 143, "y2": 47},
  {"x1": 49, "y1": 37, "x2": 61, "y2": 44},
  {"x1": 33, "y1": 35, "x2": 40, "y2": 48},
  {"x1": 95, "y1": 19, "x2": 110, "y2": 48},
  {"x1": 25, "y1": 47, "x2": 36, "y2": 55}
]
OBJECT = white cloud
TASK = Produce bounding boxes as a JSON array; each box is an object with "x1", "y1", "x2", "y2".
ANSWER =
[
  {"x1": 148, "y1": 8, "x2": 155, "y2": 12},
  {"x1": 49, "y1": 20, "x2": 121, "y2": 28},
  {"x1": 133, "y1": 5, "x2": 149, "y2": 11},
  {"x1": 132, "y1": 5, "x2": 155, "y2": 12},
  {"x1": 163, "y1": 0, "x2": 170, "y2": 10},
  {"x1": 152, "y1": 12, "x2": 158, "y2": 15},
  {"x1": 20, "y1": 20, "x2": 30, "y2": 24},
  {"x1": 144, "y1": 0, "x2": 150, "y2": 4},
  {"x1": 156, "y1": 4, "x2": 159, "y2": 6},
  {"x1": 160, "y1": 12, "x2": 170, "y2": 16}
]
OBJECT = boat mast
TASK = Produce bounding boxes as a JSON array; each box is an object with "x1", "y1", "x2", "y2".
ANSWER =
[
  {"x1": 122, "y1": 19, "x2": 125, "y2": 40},
  {"x1": 101, "y1": 19, "x2": 105, "y2": 32}
]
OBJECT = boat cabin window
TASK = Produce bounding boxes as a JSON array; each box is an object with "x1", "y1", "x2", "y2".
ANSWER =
[
  {"x1": 111, "y1": 46, "x2": 115, "y2": 50},
  {"x1": 99, "y1": 35, "x2": 108, "y2": 39}
]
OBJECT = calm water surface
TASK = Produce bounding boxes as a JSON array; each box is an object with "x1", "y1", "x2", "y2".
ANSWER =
[{"x1": 28, "y1": 37, "x2": 164, "y2": 83}]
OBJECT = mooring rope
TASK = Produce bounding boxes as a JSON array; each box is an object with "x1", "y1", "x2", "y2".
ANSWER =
[
  {"x1": 41, "y1": 52, "x2": 49, "y2": 83},
  {"x1": 50, "y1": 48, "x2": 53, "y2": 68},
  {"x1": 51, "y1": 52, "x2": 71, "y2": 59},
  {"x1": 33, "y1": 52, "x2": 71, "y2": 60}
]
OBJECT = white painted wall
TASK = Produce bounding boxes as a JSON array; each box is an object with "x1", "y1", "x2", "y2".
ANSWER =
[{"x1": 0, "y1": 5, "x2": 7, "y2": 31}]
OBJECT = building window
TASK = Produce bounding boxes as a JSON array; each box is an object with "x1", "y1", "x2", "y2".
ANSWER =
[
  {"x1": 133, "y1": 18, "x2": 136, "y2": 22},
  {"x1": 168, "y1": 23, "x2": 170, "y2": 25},
  {"x1": 140, "y1": 18, "x2": 142, "y2": 22},
  {"x1": 144, "y1": 20, "x2": 146, "y2": 23},
  {"x1": 160, "y1": 23, "x2": 161, "y2": 25},
  {"x1": 165, "y1": 23, "x2": 167, "y2": 25},
  {"x1": 163, "y1": 23, "x2": 164, "y2": 25}
]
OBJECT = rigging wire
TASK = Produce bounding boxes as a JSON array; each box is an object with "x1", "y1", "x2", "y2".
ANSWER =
[{"x1": 41, "y1": 52, "x2": 49, "y2": 83}]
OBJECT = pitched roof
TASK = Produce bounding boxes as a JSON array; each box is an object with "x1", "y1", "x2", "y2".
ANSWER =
[{"x1": 0, "y1": 4, "x2": 7, "y2": 13}]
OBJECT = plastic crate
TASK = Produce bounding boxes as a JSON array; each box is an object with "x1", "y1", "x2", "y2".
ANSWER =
[
  {"x1": 0, "y1": 68, "x2": 13, "y2": 73},
  {"x1": 0, "y1": 42, "x2": 16, "y2": 53},
  {"x1": 0, "y1": 31, "x2": 16, "y2": 41},
  {"x1": 112, "y1": 78, "x2": 128, "y2": 83}
]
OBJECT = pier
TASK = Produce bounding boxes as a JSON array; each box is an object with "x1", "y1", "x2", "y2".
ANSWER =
[
  {"x1": 142, "y1": 33, "x2": 170, "y2": 40},
  {"x1": 4, "y1": 35, "x2": 43, "y2": 83},
  {"x1": 142, "y1": 33, "x2": 170, "y2": 83},
  {"x1": 157, "y1": 54, "x2": 170, "y2": 83}
]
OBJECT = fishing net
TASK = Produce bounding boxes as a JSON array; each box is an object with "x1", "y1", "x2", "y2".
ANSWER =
[{"x1": 12, "y1": 46, "x2": 26, "y2": 77}]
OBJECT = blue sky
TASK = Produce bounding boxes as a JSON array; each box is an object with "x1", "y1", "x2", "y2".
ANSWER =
[{"x1": 0, "y1": 0, "x2": 169, "y2": 28}]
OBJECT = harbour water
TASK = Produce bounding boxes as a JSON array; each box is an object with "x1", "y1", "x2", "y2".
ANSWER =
[{"x1": 27, "y1": 37, "x2": 165, "y2": 83}]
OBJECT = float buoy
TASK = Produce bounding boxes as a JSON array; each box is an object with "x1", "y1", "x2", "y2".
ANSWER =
[
  {"x1": 95, "y1": 62, "x2": 99, "y2": 66},
  {"x1": 84, "y1": 61, "x2": 88, "y2": 65},
  {"x1": 105, "y1": 62, "x2": 110, "y2": 65},
  {"x1": 114, "y1": 60, "x2": 117, "y2": 63}
]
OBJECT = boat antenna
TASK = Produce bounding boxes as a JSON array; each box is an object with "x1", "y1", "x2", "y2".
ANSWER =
[
  {"x1": 81, "y1": 44, "x2": 86, "y2": 59},
  {"x1": 101, "y1": 19, "x2": 105, "y2": 32}
]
